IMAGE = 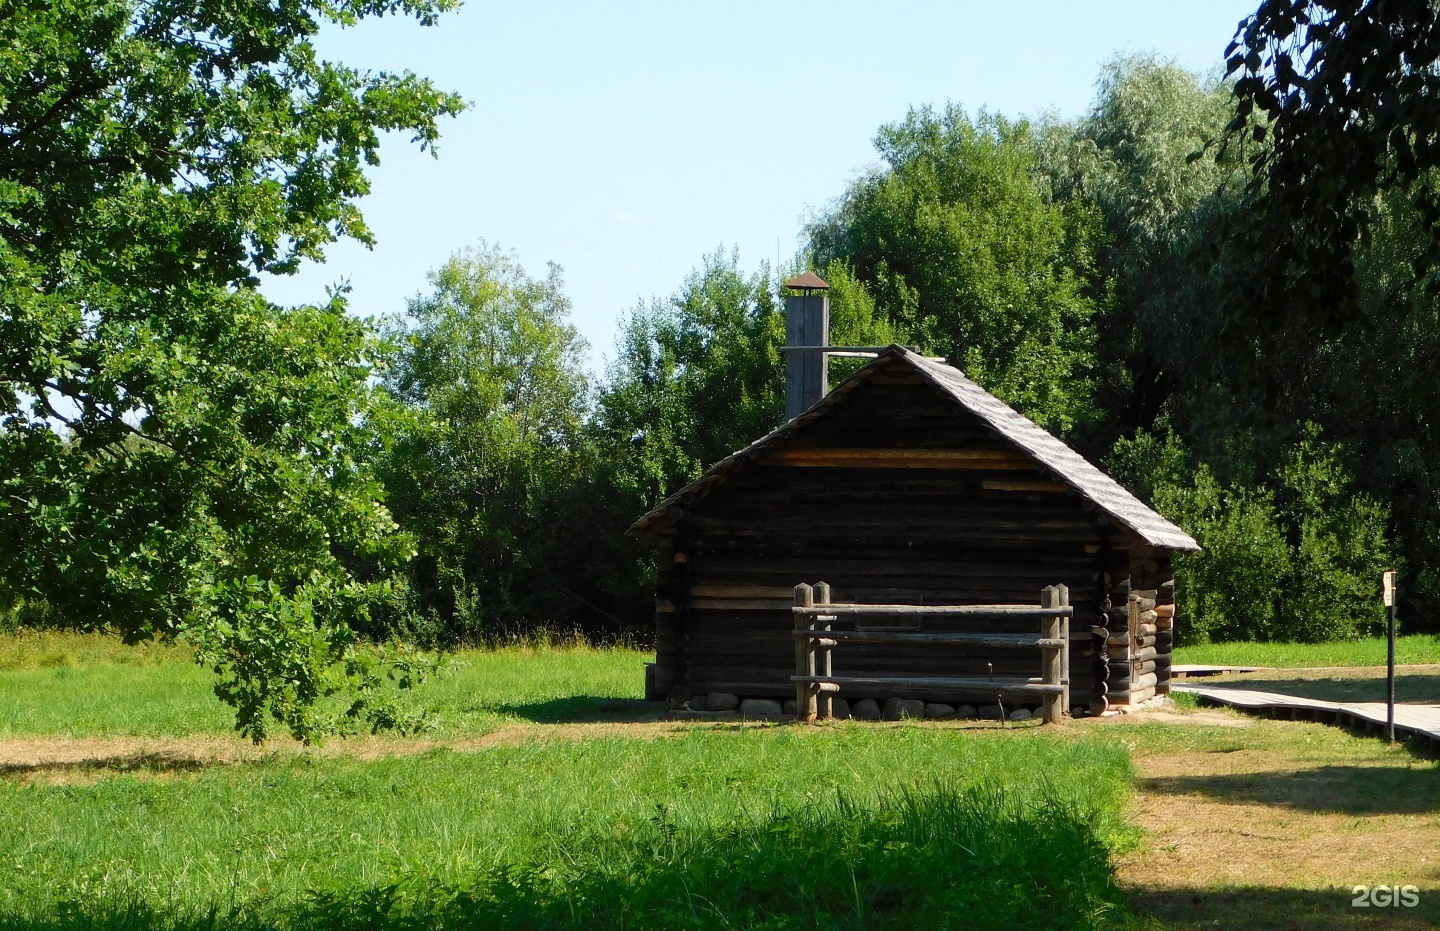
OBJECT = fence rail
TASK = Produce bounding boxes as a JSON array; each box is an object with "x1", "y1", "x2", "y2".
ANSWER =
[{"x1": 791, "y1": 582, "x2": 1072, "y2": 724}]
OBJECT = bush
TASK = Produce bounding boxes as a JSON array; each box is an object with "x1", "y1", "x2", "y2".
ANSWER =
[{"x1": 1110, "y1": 426, "x2": 1393, "y2": 643}]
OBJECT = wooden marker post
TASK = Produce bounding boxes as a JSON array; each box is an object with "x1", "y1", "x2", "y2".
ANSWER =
[{"x1": 1384, "y1": 570, "x2": 1397, "y2": 743}]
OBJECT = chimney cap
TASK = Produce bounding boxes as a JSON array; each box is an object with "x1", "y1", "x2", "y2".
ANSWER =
[{"x1": 783, "y1": 271, "x2": 830, "y2": 291}]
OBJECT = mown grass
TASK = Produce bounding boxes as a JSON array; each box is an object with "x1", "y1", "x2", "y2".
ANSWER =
[
  {"x1": 1107, "y1": 710, "x2": 1440, "y2": 929},
  {"x1": 0, "y1": 728, "x2": 1136, "y2": 930},
  {"x1": 1173, "y1": 633, "x2": 1440, "y2": 669},
  {"x1": 0, "y1": 632, "x2": 649, "y2": 738}
]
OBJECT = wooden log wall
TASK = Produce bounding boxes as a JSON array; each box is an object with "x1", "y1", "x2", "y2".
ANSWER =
[
  {"x1": 650, "y1": 533, "x2": 680, "y2": 700},
  {"x1": 1104, "y1": 548, "x2": 1173, "y2": 706},
  {"x1": 1154, "y1": 553, "x2": 1175, "y2": 696},
  {"x1": 1091, "y1": 545, "x2": 1130, "y2": 715},
  {"x1": 656, "y1": 370, "x2": 1141, "y2": 708}
]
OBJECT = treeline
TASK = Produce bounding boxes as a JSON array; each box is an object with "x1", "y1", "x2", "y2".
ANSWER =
[
  {"x1": 3, "y1": 52, "x2": 1425, "y2": 671},
  {"x1": 364, "y1": 56, "x2": 1420, "y2": 649},
  {"x1": 20, "y1": 1, "x2": 1437, "y2": 742}
]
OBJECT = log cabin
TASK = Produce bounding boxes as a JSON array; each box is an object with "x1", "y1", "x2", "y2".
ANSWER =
[{"x1": 629, "y1": 273, "x2": 1199, "y2": 716}]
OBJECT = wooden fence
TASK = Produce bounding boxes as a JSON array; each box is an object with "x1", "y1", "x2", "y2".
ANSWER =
[{"x1": 790, "y1": 582, "x2": 1073, "y2": 724}]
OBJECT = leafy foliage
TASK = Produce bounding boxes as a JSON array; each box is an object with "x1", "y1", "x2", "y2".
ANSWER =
[
  {"x1": 1043, "y1": 56, "x2": 1247, "y2": 447},
  {"x1": 594, "y1": 249, "x2": 903, "y2": 498},
  {"x1": 1224, "y1": 0, "x2": 1440, "y2": 343},
  {"x1": 0, "y1": 0, "x2": 463, "y2": 739},
  {"x1": 1110, "y1": 427, "x2": 1392, "y2": 643},
  {"x1": 810, "y1": 106, "x2": 1106, "y2": 434},
  {"x1": 367, "y1": 246, "x2": 904, "y2": 648},
  {"x1": 11, "y1": 0, "x2": 1440, "y2": 694},
  {"x1": 377, "y1": 244, "x2": 605, "y2": 643},
  {"x1": 593, "y1": 249, "x2": 786, "y2": 505}
]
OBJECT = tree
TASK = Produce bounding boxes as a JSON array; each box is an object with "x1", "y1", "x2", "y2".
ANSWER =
[
  {"x1": 1045, "y1": 56, "x2": 1247, "y2": 445},
  {"x1": 1041, "y1": 55, "x2": 1408, "y2": 637},
  {"x1": 1224, "y1": 0, "x2": 1440, "y2": 344},
  {"x1": 593, "y1": 249, "x2": 787, "y2": 506},
  {"x1": 0, "y1": 1, "x2": 464, "y2": 741},
  {"x1": 1109, "y1": 426, "x2": 1393, "y2": 643},
  {"x1": 809, "y1": 106, "x2": 1105, "y2": 435},
  {"x1": 559, "y1": 249, "x2": 905, "y2": 642},
  {"x1": 379, "y1": 244, "x2": 593, "y2": 642}
]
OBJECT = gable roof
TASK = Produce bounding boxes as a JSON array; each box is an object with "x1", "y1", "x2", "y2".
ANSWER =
[{"x1": 629, "y1": 346, "x2": 1200, "y2": 552}]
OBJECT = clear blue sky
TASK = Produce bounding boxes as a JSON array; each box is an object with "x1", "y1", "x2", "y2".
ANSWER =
[{"x1": 259, "y1": 1, "x2": 1258, "y2": 371}]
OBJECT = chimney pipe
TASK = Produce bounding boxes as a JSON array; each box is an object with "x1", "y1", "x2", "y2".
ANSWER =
[{"x1": 783, "y1": 271, "x2": 830, "y2": 419}]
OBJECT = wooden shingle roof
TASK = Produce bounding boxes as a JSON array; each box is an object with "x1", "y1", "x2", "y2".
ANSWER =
[{"x1": 629, "y1": 345, "x2": 1200, "y2": 552}]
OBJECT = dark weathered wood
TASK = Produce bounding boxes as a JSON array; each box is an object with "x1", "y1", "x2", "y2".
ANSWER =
[
  {"x1": 690, "y1": 659, "x2": 1094, "y2": 684},
  {"x1": 794, "y1": 584, "x2": 815, "y2": 723},
  {"x1": 815, "y1": 581, "x2": 833, "y2": 718},
  {"x1": 1060, "y1": 584, "x2": 1071, "y2": 711},
  {"x1": 774, "y1": 447, "x2": 1028, "y2": 462},
  {"x1": 1040, "y1": 585, "x2": 1065, "y2": 724},
  {"x1": 691, "y1": 554, "x2": 1101, "y2": 579},
  {"x1": 794, "y1": 604, "x2": 1074, "y2": 618},
  {"x1": 792, "y1": 629, "x2": 1066, "y2": 648},
  {"x1": 791, "y1": 675, "x2": 1065, "y2": 694},
  {"x1": 784, "y1": 292, "x2": 828, "y2": 419},
  {"x1": 981, "y1": 480, "x2": 1072, "y2": 493},
  {"x1": 644, "y1": 372, "x2": 1186, "y2": 706}
]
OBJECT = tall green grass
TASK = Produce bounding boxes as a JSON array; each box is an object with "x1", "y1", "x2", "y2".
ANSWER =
[
  {"x1": 1174, "y1": 633, "x2": 1440, "y2": 668},
  {"x1": 0, "y1": 634, "x2": 649, "y2": 737},
  {"x1": 0, "y1": 728, "x2": 1134, "y2": 929},
  {"x1": 0, "y1": 630, "x2": 193, "y2": 671},
  {"x1": 297, "y1": 783, "x2": 1123, "y2": 931}
]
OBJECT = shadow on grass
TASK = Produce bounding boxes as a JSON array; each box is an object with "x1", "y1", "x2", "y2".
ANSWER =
[
  {"x1": 1130, "y1": 885, "x2": 1440, "y2": 930},
  {"x1": 0, "y1": 783, "x2": 1132, "y2": 931},
  {"x1": 492, "y1": 696, "x2": 671, "y2": 723},
  {"x1": 1140, "y1": 763, "x2": 1440, "y2": 815},
  {"x1": 1212, "y1": 674, "x2": 1440, "y2": 705},
  {"x1": 0, "y1": 752, "x2": 211, "y2": 779}
]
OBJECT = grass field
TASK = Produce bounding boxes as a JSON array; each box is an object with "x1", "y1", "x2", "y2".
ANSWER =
[
  {"x1": 1173, "y1": 633, "x2": 1440, "y2": 669},
  {"x1": 0, "y1": 631, "x2": 650, "y2": 738},
  {"x1": 4, "y1": 632, "x2": 1439, "y2": 930},
  {"x1": 1, "y1": 729, "x2": 1134, "y2": 930},
  {"x1": 0, "y1": 633, "x2": 1137, "y2": 930}
]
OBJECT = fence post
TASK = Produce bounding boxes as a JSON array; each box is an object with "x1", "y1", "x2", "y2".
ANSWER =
[
  {"x1": 794, "y1": 584, "x2": 814, "y2": 723},
  {"x1": 815, "y1": 581, "x2": 832, "y2": 719},
  {"x1": 1040, "y1": 586, "x2": 1064, "y2": 725},
  {"x1": 1058, "y1": 583, "x2": 1070, "y2": 714}
]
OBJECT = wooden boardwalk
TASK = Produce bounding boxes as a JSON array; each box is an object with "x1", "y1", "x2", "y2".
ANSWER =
[{"x1": 1172, "y1": 683, "x2": 1440, "y2": 753}]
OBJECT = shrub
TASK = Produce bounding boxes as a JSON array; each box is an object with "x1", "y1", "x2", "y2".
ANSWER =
[{"x1": 1110, "y1": 426, "x2": 1393, "y2": 643}]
